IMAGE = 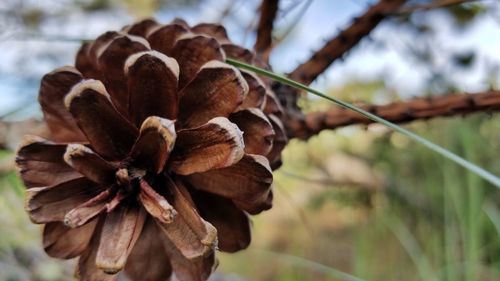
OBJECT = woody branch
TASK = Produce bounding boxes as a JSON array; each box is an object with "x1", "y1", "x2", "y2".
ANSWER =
[
  {"x1": 288, "y1": 0, "x2": 408, "y2": 86},
  {"x1": 254, "y1": 0, "x2": 279, "y2": 61},
  {"x1": 287, "y1": 91, "x2": 500, "y2": 140},
  {"x1": 273, "y1": 0, "x2": 408, "y2": 137}
]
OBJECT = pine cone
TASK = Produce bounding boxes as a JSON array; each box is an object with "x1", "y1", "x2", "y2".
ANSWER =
[{"x1": 16, "y1": 18, "x2": 287, "y2": 281}]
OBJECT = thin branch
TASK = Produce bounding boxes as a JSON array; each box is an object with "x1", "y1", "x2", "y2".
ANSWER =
[
  {"x1": 0, "y1": 99, "x2": 35, "y2": 120},
  {"x1": 5, "y1": 33, "x2": 91, "y2": 43},
  {"x1": 288, "y1": 0, "x2": 408, "y2": 86},
  {"x1": 254, "y1": 0, "x2": 279, "y2": 60},
  {"x1": 397, "y1": 0, "x2": 482, "y2": 15},
  {"x1": 270, "y1": 0, "x2": 313, "y2": 51},
  {"x1": 287, "y1": 91, "x2": 500, "y2": 140},
  {"x1": 215, "y1": 0, "x2": 240, "y2": 23}
]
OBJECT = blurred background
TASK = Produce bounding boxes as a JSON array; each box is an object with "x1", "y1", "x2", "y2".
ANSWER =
[{"x1": 0, "y1": 0, "x2": 499, "y2": 280}]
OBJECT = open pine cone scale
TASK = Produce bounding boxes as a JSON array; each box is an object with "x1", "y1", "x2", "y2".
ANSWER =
[{"x1": 16, "y1": 19, "x2": 287, "y2": 281}]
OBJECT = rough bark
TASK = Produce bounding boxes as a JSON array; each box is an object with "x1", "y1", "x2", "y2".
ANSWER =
[
  {"x1": 286, "y1": 91, "x2": 500, "y2": 139},
  {"x1": 254, "y1": 0, "x2": 279, "y2": 61},
  {"x1": 273, "y1": 0, "x2": 408, "y2": 140}
]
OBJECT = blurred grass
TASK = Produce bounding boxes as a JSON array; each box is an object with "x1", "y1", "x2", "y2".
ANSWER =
[
  {"x1": 350, "y1": 114, "x2": 500, "y2": 281},
  {"x1": 0, "y1": 151, "x2": 73, "y2": 281}
]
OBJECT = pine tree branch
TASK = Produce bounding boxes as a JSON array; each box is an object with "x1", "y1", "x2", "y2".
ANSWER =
[
  {"x1": 288, "y1": 0, "x2": 408, "y2": 86},
  {"x1": 254, "y1": 0, "x2": 279, "y2": 60},
  {"x1": 287, "y1": 91, "x2": 500, "y2": 139},
  {"x1": 274, "y1": 0, "x2": 408, "y2": 133}
]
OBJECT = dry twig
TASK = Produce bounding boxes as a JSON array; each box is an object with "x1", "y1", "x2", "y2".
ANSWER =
[
  {"x1": 288, "y1": 0, "x2": 408, "y2": 85},
  {"x1": 286, "y1": 91, "x2": 500, "y2": 139},
  {"x1": 254, "y1": 0, "x2": 279, "y2": 61},
  {"x1": 273, "y1": 0, "x2": 408, "y2": 138}
]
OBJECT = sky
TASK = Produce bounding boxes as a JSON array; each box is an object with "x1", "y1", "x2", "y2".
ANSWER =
[{"x1": 0, "y1": 0, "x2": 499, "y2": 118}]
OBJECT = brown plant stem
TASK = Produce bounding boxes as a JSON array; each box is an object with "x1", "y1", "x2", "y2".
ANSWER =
[
  {"x1": 288, "y1": 0, "x2": 408, "y2": 86},
  {"x1": 274, "y1": 0, "x2": 408, "y2": 135},
  {"x1": 254, "y1": 0, "x2": 279, "y2": 61},
  {"x1": 286, "y1": 91, "x2": 500, "y2": 140}
]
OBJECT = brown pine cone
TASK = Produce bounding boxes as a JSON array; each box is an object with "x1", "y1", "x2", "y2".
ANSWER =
[{"x1": 15, "y1": 18, "x2": 287, "y2": 281}]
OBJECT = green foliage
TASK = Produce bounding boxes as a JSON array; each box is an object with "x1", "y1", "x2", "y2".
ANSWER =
[
  {"x1": 78, "y1": 0, "x2": 112, "y2": 11},
  {"x1": 354, "y1": 114, "x2": 500, "y2": 281},
  {"x1": 308, "y1": 189, "x2": 372, "y2": 211},
  {"x1": 447, "y1": 4, "x2": 486, "y2": 27}
]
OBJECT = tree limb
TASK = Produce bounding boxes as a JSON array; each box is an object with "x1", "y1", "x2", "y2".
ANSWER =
[
  {"x1": 254, "y1": 0, "x2": 279, "y2": 61},
  {"x1": 286, "y1": 91, "x2": 500, "y2": 139},
  {"x1": 288, "y1": 0, "x2": 408, "y2": 86}
]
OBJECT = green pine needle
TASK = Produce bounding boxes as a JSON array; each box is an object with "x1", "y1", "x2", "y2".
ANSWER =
[{"x1": 226, "y1": 58, "x2": 500, "y2": 188}]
